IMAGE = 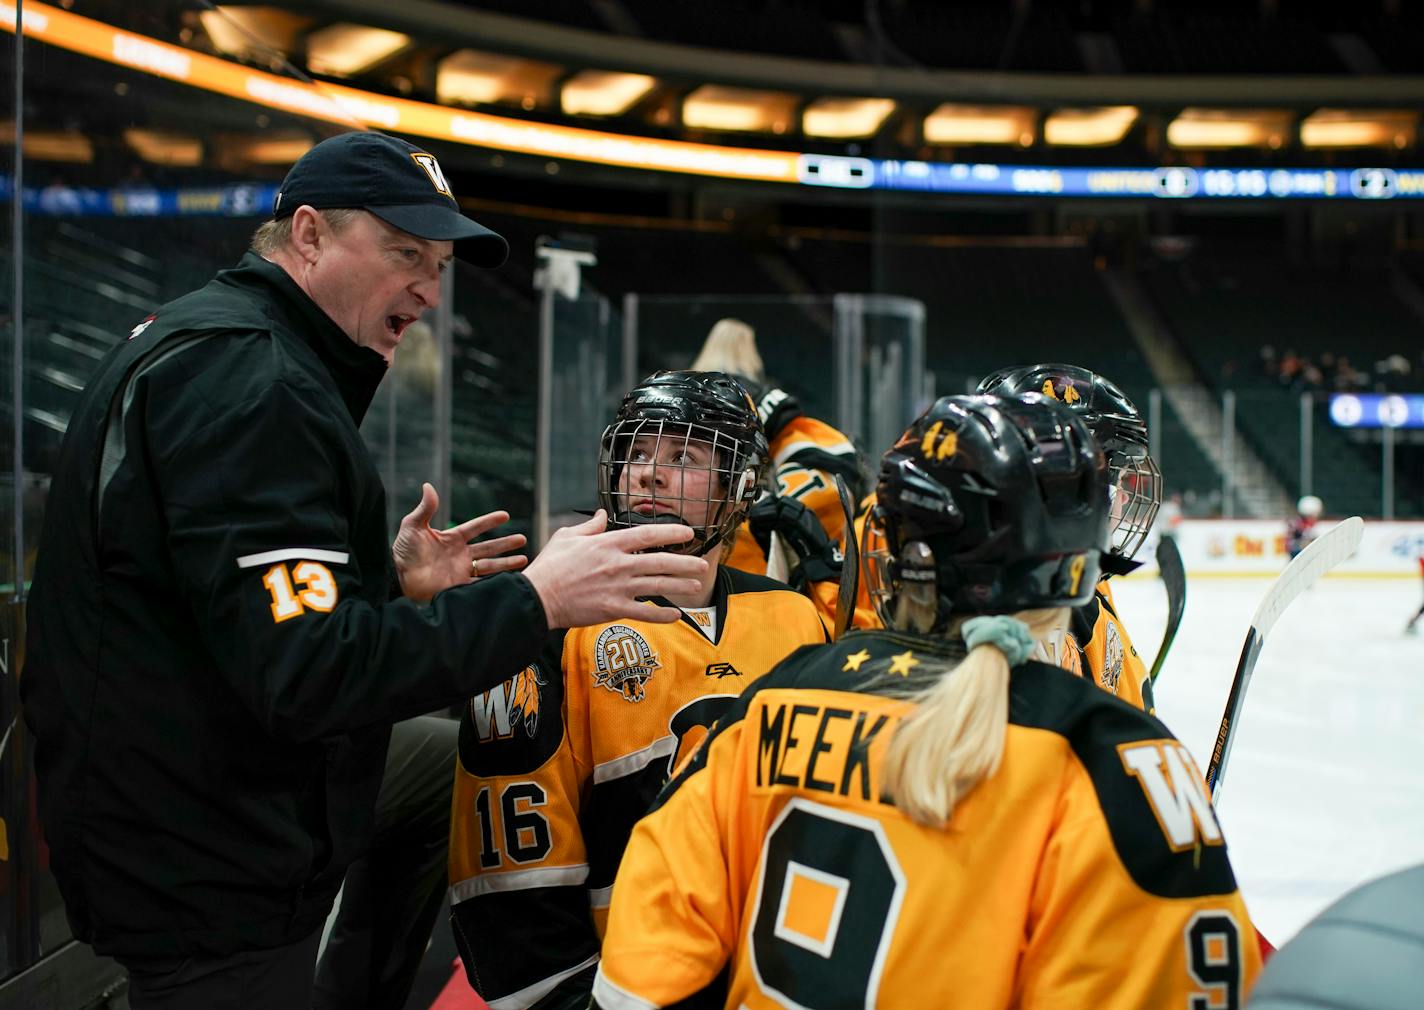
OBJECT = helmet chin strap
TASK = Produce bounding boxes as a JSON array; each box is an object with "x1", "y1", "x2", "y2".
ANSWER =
[{"x1": 611, "y1": 510, "x2": 723, "y2": 558}]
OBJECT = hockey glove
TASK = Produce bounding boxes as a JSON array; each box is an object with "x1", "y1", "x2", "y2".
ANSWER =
[{"x1": 749, "y1": 494, "x2": 843, "y2": 589}]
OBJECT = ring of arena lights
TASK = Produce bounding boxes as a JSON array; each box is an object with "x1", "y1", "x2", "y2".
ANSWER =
[{"x1": 4, "y1": 1, "x2": 1424, "y2": 200}]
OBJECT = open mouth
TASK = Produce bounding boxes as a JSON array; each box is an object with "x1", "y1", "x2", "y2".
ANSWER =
[{"x1": 385, "y1": 314, "x2": 417, "y2": 341}]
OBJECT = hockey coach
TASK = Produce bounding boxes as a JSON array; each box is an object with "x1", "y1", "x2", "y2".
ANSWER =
[{"x1": 20, "y1": 131, "x2": 707, "y2": 1009}]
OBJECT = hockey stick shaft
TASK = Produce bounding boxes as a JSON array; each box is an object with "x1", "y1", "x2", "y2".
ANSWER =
[
  {"x1": 833, "y1": 475, "x2": 859, "y2": 639},
  {"x1": 1205, "y1": 516, "x2": 1364, "y2": 806},
  {"x1": 1150, "y1": 535, "x2": 1186, "y2": 683}
]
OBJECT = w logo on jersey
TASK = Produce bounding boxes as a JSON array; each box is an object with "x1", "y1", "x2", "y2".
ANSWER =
[
  {"x1": 471, "y1": 666, "x2": 543, "y2": 742},
  {"x1": 1119, "y1": 740, "x2": 1223, "y2": 851},
  {"x1": 410, "y1": 152, "x2": 453, "y2": 198}
]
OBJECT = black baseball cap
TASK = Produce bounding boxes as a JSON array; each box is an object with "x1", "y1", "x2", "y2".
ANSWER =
[{"x1": 273, "y1": 131, "x2": 508, "y2": 268}]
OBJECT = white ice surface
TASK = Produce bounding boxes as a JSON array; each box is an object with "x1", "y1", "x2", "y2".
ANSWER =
[{"x1": 1111, "y1": 574, "x2": 1424, "y2": 946}]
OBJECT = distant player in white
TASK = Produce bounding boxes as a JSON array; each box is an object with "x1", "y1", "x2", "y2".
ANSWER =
[
  {"x1": 1286, "y1": 495, "x2": 1323, "y2": 561},
  {"x1": 1407, "y1": 552, "x2": 1424, "y2": 635}
]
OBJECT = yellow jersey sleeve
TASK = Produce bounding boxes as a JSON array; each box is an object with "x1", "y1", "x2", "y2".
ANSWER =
[
  {"x1": 593, "y1": 723, "x2": 743, "y2": 1010},
  {"x1": 1062, "y1": 580, "x2": 1153, "y2": 713},
  {"x1": 769, "y1": 415, "x2": 860, "y2": 546},
  {"x1": 725, "y1": 412, "x2": 860, "y2": 579}
]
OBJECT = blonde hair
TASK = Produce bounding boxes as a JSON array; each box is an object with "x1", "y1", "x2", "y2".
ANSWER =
[
  {"x1": 690, "y1": 318, "x2": 765, "y2": 383},
  {"x1": 880, "y1": 607, "x2": 1070, "y2": 827},
  {"x1": 250, "y1": 208, "x2": 362, "y2": 255}
]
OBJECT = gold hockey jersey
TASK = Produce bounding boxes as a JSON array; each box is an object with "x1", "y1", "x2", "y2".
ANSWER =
[
  {"x1": 1058, "y1": 579, "x2": 1154, "y2": 713},
  {"x1": 593, "y1": 630, "x2": 1260, "y2": 1010},
  {"x1": 725, "y1": 414, "x2": 860, "y2": 580},
  {"x1": 448, "y1": 567, "x2": 828, "y2": 1009}
]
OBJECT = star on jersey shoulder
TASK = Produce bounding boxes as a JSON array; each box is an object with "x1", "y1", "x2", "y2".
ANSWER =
[
  {"x1": 842, "y1": 649, "x2": 871, "y2": 672},
  {"x1": 887, "y1": 650, "x2": 919, "y2": 677}
]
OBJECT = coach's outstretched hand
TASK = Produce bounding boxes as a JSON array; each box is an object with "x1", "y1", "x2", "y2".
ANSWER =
[
  {"x1": 394, "y1": 483, "x2": 529, "y2": 604},
  {"x1": 524, "y1": 510, "x2": 707, "y2": 628}
]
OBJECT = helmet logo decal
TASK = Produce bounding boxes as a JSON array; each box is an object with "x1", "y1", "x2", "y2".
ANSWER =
[
  {"x1": 1041, "y1": 379, "x2": 1081, "y2": 404},
  {"x1": 593, "y1": 625, "x2": 660, "y2": 703},
  {"x1": 919, "y1": 420, "x2": 958, "y2": 460}
]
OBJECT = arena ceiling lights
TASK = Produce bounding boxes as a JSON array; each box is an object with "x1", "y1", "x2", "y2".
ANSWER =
[
  {"x1": 803, "y1": 98, "x2": 896, "y2": 139},
  {"x1": 1167, "y1": 108, "x2": 1293, "y2": 149},
  {"x1": 196, "y1": 7, "x2": 310, "y2": 65},
  {"x1": 1300, "y1": 109, "x2": 1418, "y2": 150},
  {"x1": 683, "y1": 86, "x2": 798, "y2": 135},
  {"x1": 123, "y1": 128, "x2": 204, "y2": 167},
  {"x1": 8, "y1": 3, "x2": 1424, "y2": 202},
  {"x1": 1043, "y1": 106, "x2": 1139, "y2": 146},
  {"x1": 0, "y1": 122, "x2": 92, "y2": 163},
  {"x1": 923, "y1": 104, "x2": 1036, "y2": 146},
  {"x1": 560, "y1": 71, "x2": 658, "y2": 117},
  {"x1": 219, "y1": 133, "x2": 317, "y2": 167},
  {"x1": 304, "y1": 23, "x2": 411, "y2": 78},
  {"x1": 436, "y1": 49, "x2": 564, "y2": 111}
]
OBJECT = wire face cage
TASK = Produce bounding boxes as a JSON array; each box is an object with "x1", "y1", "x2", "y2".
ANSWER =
[
  {"x1": 597, "y1": 417, "x2": 757, "y2": 556},
  {"x1": 862, "y1": 508, "x2": 941, "y2": 634},
  {"x1": 1108, "y1": 452, "x2": 1162, "y2": 560}
]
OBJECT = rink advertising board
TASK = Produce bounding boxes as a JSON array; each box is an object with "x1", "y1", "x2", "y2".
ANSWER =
[{"x1": 1135, "y1": 520, "x2": 1424, "y2": 578}]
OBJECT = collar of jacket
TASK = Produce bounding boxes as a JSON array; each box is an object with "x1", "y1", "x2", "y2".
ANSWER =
[{"x1": 225, "y1": 252, "x2": 389, "y2": 425}]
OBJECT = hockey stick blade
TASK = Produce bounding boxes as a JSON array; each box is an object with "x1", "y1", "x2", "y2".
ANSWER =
[
  {"x1": 833, "y1": 475, "x2": 859, "y2": 639},
  {"x1": 1205, "y1": 516, "x2": 1364, "y2": 806},
  {"x1": 1150, "y1": 535, "x2": 1187, "y2": 683}
]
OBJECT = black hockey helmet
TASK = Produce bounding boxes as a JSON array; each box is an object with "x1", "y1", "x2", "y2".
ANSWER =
[
  {"x1": 976, "y1": 363, "x2": 1161, "y2": 561},
  {"x1": 598, "y1": 370, "x2": 769, "y2": 557},
  {"x1": 864, "y1": 394, "x2": 1110, "y2": 634}
]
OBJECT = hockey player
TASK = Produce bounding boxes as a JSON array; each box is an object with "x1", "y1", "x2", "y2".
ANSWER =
[
  {"x1": 592, "y1": 394, "x2": 1261, "y2": 1010},
  {"x1": 690, "y1": 318, "x2": 861, "y2": 625},
  {"x1": 977, "y1": 364, "x2": 1161, "y2": 712},
  {"x1": 447, "y1": 371, "x2": 828, "y2": 1010},
  {"x1": 1287, "y1": 494, "x2": 1324, "y2": 560},
  {"x1": 1406, "y1": 553, "x2": 1424, "y2": 635}
]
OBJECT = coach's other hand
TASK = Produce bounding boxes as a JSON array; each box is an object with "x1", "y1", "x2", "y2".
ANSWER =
[
  {"x1": 524, "y1": 510, "x2": 707, "y2": 628},
  {"x1": 394, "y1": 483, "x2": 529, "y2": 604}
]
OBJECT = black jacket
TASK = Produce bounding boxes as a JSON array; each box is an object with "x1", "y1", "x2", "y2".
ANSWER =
[{"x1": 22, "y1": 253, "x2": 548, "y2": 959}]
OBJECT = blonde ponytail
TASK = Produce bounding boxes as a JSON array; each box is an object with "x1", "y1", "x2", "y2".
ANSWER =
[
  {"x1": 881, "y1": 608, "x2": 1069, "y2": 827},
  {"x1": 690, "y1": 318, "x2": 765, "y2": 383}
]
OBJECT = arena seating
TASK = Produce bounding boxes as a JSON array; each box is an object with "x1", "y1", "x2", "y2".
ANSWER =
[{"x1": 1141, "y1": 246, "x2": 1424, "y2": 518}]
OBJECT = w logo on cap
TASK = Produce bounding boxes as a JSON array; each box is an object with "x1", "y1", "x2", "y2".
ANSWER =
[{"x1": 410, "y1": 152, "x2": 453, "y2": 198}]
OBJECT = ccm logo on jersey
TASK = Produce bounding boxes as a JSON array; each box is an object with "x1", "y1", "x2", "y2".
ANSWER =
[
  {"x1": 1118, "y1": 740, "x2": 1223, "y2": 851},
  {"x1": 471, "y1": 666, "x2": 543, "y2": 742}
]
